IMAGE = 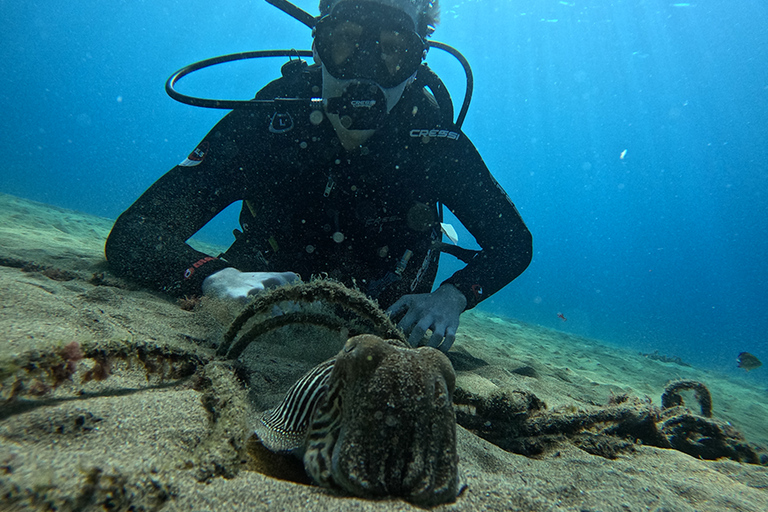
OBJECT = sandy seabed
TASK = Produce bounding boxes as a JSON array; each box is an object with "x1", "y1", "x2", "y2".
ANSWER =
[{"x1": 0, "y1": 192, "x2": 766, "y2": 512}]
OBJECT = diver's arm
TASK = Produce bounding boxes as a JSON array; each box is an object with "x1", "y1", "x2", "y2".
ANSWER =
[
  {"x1": 106, "y1": 67, "x2": 317, "y2": 298},
  {"x1": 386, "y1": 135, "x2": 531, "y2": 351},
  {"x1": 438, "y1": 139, "x2": 533, "y2": 309},
  {"x1": 105, "y1": 113, "x2": 251, "y2": 297}
]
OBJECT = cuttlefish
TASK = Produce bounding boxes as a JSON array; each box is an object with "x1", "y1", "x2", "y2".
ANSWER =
[{"x1": 254, "y1": 334, "x2": 458, "y2": 506}]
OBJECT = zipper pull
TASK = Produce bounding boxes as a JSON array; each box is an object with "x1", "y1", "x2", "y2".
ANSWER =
[{"x1": 324, "y1": 175, "x2": 335, "y2": 197}]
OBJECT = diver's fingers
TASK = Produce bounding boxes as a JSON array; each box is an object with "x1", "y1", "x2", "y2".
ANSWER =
[
  {"x1": 258, "y1": 277, "x2": 284, "y2": 290},
  {"x1": 407, "y1": 323, "x2": 427, "y2": 347},
  {"x1": 398, "y1": 307, "x2": 421, "y2": 335},
  {"x1": 427, "y1": 329, "x2": 444, "y2": 348},
  {"x1": 280, "y1": 272, "x2": 301, "y2": 283},
  {"x1": 386, "y1": 297, "x2": 409, "y2": 318},
  {"x1": 409, "y1": 316, "x2": 436, "y2": 347},
  {"x1": 261, "y1": 272, "x2": 300, "y2": 289},
  {"x1": 441, "y1": 327, "x2": 456, "y2": 352}
]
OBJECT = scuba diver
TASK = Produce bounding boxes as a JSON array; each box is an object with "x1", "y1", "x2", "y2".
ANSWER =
[{"x1": 105, "y1": 0, "x2": 533, "y2": 352}]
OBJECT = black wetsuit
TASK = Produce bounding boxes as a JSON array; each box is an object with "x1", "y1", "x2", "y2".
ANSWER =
[{"x1": 105, "y1": 63, "x2": 532, "y2": 310}]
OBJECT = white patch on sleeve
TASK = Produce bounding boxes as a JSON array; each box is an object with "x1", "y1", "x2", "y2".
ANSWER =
[{"x1": 179, "y1": 141, "x2": 209, "y2": 167}]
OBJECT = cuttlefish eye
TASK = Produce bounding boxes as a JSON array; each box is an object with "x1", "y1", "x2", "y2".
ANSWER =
[
  {"x1": 339, "y1": 335, "x2": 393, "y2": 378},
  {"x1": 343, "y1": 336, "x2": 359, "y2": 353}
]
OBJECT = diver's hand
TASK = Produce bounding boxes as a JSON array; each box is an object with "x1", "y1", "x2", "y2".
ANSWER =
[
  {"x1": 387, "y1": 284, "x2": 467, "y2": 352},
  {"x1": 202, "y1": 267, "x2": 299, "y2": 302}
]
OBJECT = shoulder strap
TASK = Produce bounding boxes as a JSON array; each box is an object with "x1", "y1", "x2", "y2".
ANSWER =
[{"x1": 413, "y1": 64, "x2": 455, "y2": 127}]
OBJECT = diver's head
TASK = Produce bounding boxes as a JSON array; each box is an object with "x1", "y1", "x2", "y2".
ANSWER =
[
  {"x1": 315, "y1": 0, "x2": 441, "y2": 131},
  {"x1": 318, "y1": 0, "x2": 440, "y2": 38}
]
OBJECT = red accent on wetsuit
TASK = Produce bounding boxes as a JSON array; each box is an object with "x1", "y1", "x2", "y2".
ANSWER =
[{"x1": 184, "y1": 256, "x2": 217, "y2": 279}]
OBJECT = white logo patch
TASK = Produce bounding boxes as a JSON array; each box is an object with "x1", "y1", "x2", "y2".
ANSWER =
[
  {"x1": 409, "y1": 129, "x2": 460, "y2": 141},
  {"x1": 179, "y1": 141, "x2": 209, "y2": 167}
]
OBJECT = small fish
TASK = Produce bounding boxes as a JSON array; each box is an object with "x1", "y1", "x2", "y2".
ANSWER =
[
  {"x1": 737, "y1": 352, "x2": 762, "y2": 372},
  {"x1": 557, "y1": 312, "x2": 567, "y2": 322}
]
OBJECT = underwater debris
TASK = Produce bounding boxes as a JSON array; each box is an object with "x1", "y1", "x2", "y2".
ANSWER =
[
  {"x1": 0, "y1": 280, "x2": 412, "y2": 504},
  {"x1": 659, "y1": 409, "x2": 762, "y2": 464},
  {"x1": 5, "y1": 276, "x2": 765, "y2": 511},
  {"x1": 657, "y1": 379, "x2": 764, "y2": 463},
  {"x1": 454, "y1": 387, "x2": 659, "y2": 457},
  {"x1": 455, "y1": 379, "x2": 767, "y2": 465},
  {"x1": 191, "y1": 362, "x2": 251, "y2": 482},
  {"x1": 53, "y1": 341, "x2": 85, "y2": 386},
  {"x1": 571, "y1": 433, "x2": 636, "y2": 459},
  {"x1": 0, "y1": 341, "x2": 85, "y2": 402},
  {"x1": 661, "y1": 379, "x2": 712, "y2": 417},
  {"x1": 180, "y1": 284, "x2": 768, "y2": 482},
  {"x1": 217, "y1": 279, "x2": 405, "y2": 359}
]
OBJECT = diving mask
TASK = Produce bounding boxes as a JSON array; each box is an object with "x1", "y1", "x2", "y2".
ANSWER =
[{"x1": 314, "y1": 1, "x2": 427, "y2": 89}]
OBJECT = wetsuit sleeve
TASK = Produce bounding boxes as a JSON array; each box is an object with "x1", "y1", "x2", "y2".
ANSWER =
[
  {"x1": 436, "y1": 137, "x2": 533, "y2": 309},
  {"x1": 105, "y1": 111, "x2": 253, "y2": 297}
]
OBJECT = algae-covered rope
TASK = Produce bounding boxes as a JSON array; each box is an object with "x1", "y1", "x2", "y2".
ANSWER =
[{"x1": 217, "y1": 280, "x2": 405, "y2": 358}]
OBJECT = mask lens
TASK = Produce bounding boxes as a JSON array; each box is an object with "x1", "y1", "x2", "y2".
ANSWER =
[
  {"x1": 315, "y1": 5, "x2": 425, "y2": 88},
  {"x1": 325, "y1": 21, "x2": 364, "y2": 67},
  {"x1": 380, "y1": 30, "x2": 415, "y2": 77}
]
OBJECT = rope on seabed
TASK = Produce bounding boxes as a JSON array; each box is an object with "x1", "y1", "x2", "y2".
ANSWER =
[
  {"x1": 454, "y1": 379, "x2": 768, "y2": 466},
  {"x1": 216, "y1": 279, "x2": 406, "y2": 359}
]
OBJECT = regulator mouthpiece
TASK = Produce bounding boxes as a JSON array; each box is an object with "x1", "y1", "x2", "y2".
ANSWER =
[{"x1": 325, "y1": 80, "x2": 388, "y2": 130}]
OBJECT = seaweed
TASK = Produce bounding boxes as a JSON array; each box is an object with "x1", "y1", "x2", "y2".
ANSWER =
[
  {"x1": 0, "y1": 338, "x2": 210, "y2": 409},
  {"x1": 176, "y1": 294, "x2": 202, "y2": 311}
]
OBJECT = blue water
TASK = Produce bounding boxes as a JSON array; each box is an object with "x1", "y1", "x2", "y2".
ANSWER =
[{"x1": 2, "y1": 1, "x2": 767, "y2": 382}]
